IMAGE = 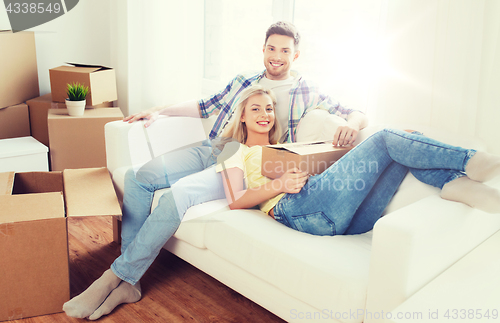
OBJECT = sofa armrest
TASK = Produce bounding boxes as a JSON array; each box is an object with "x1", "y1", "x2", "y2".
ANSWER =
[
  {"x1": 105, "y1": 116, "x2": 214, "y2": 174},
  {"x1": 105, "y1": 120, "x2": 135, "y2": 174},
  {"x1": 365, "y1": 190, "x2": 500, "y2": 322}
]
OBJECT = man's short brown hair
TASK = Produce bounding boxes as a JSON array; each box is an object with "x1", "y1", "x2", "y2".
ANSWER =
[{"x1": 265, "y1": 21, "x2": 300, "y2": 50}]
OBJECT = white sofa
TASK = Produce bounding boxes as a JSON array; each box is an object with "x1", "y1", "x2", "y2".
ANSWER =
[{"x1": 105, "y1": 115, "x2": 500, "y2": 323}]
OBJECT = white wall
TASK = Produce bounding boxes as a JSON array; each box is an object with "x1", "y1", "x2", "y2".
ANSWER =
[
  {"x1": 476, "y1": 0, "x2": 500, "y2": 155},
  {"x1": 116, "y1": 0, "x2": 204, "y2": 116},
  {"x1": 371, "y1": 0, "x2": 500, "y2": 155}
]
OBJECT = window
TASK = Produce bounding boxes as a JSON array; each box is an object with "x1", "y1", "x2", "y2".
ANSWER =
[
  {"x1": 203, "y1": 0, "x2": 296, "y2": 94},
  {"x1": 204, "y1": 0, "x2": 273, "y2": 90},
  {"x1": 293, "y1": 0, "x2": 387, "y2": 112}
]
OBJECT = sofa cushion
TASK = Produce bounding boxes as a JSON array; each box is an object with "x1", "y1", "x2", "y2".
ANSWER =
[
  {"x1": 296, "y1": 109, "x2": 348, "y2": 142},
  {"x1": 204, "y1": 210, "x2": 373, "y2": 322}
]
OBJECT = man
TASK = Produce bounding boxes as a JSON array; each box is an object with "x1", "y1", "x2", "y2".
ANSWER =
[{"x1": 63, "y1": 21, "x2": 368, "y2": 320}]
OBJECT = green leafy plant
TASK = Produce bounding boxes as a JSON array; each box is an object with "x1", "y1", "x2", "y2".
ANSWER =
[{"x1": 66, "y1": 82, "x2": 89, "y2": 101}]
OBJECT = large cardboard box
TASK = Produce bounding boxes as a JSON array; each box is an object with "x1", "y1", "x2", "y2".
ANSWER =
[
  {"x1": 49, "y1": 63, "x2": 117, "y2": 106},
  {"x1": 0, "y1": 168, "x2": 122, "y2": 321},
  {"x1": 48, "y1": 108, "x2": 124, "y2": 171},
  {"x1": 0, "y1": 104, "x2": 30, "y2": 139},
  {"x1": 261, "y1": 141, "x2": 352, "y2": 179},
  {"x1": 27, "y1": 93, "x2": 113, "y2": 147},
  {"x1": 0, "y1": 30, "x2": 39, "y2": 108}
]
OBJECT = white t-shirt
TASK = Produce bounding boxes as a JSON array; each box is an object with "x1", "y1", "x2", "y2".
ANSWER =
[{"x1": 258, "y1": 75, "x2": 295, "y2": 137}]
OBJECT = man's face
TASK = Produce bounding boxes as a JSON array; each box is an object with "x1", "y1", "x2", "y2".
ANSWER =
[{"x1": 263, "y1": 34, "x2": 300, "y2": 80}]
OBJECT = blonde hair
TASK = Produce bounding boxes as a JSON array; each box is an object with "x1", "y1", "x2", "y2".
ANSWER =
[{"x1": 222, "y1": 85, "x2": 281, "y2": 145}]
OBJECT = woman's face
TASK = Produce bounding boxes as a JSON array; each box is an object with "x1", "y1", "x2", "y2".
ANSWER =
[{"x1": 240, "y1": 93, "x2": 275, "y2": 137}]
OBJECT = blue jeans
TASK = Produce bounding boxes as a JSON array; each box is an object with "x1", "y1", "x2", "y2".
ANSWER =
[
  {"x1": 273, "y1": 129, "x2": 476, "y2": 236},
  {"x1": 110, "y1": 139, "x2": 226, "y2": 285}
]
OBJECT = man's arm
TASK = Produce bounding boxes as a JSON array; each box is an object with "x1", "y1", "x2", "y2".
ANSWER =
[
  {"x1": 123, "y1": 99, "x2": 202, "y2": 128},
  {"x1": 333, "y1": 111, "x2": 369, "y2": 146}
]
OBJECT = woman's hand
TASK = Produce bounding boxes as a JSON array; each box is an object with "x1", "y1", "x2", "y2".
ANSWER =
[{"x1": 276, "y1": 168, "x2": 309, "y2": 194}]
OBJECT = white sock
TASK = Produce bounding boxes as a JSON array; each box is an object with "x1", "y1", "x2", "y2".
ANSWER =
[
  {"x1": 88, "y1": 281, "x2": 142, "y2": 320},
  {"x1": 63, "y1": 269, "x2": 121, "y2": 318},
  {"x1": 441, "y1": 176, "x2": 500, "y2": 213},
  {"x1": 465, "y1": 151, "x2": 500, "y2": 182}
]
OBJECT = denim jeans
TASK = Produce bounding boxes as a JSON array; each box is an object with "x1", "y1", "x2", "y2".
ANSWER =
[
  {"x1": 273, "y1": 128, "x2": 477, "y2": 236},
  {"x1": 110, "y1": 139, "x2": 226, "y2": 285}
]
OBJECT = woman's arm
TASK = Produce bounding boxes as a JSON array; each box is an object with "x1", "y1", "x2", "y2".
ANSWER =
[{"x1": 221, "y1": 167, "x2": 308, "y2": 210}]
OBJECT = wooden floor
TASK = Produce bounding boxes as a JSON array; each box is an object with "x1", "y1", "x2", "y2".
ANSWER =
[{"x1": 10, "y1": 217, "x2": 285, "y2": 323}]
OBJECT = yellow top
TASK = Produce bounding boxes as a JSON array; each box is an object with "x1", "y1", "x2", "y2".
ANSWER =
[{"x1": 215, "y1": 144, "x2": 284, "y2": 214}]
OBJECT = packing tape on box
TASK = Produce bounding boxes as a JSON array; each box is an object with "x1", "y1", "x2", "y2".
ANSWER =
[{"x1": 0, "y1": 223, "x2": 15, "y2": 236}]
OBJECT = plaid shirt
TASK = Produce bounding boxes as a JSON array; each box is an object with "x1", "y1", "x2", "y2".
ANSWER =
[{"x1": 199, "y1": 70, "x2": 355, "y2": 143}]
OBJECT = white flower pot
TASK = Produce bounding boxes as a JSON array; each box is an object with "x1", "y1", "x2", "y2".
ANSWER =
[{"x1": 65, "y1": 99, "x2": 86, "y2": 116}]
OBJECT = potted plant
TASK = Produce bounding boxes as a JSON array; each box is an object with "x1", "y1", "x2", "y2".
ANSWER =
[{"x1": 65, "y1": 82, "x2": 89, "y2": 116}]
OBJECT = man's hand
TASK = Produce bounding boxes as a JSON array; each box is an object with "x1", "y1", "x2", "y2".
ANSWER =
[
  {"x1": 332, "y1": 111, "x2": 368, "y2": 146},
  {"x1": 332, "y1": 124, "x2": 359, "y2": 147},
  {"x1": 123, "y1": 107, "x2": 163, "y2": 127},
  {"x1": 123, "y1": 100, "x2": 202, "y2": 127},
  {"x1": 276, "y1": 168, "x2": 309, "y2": 194}
]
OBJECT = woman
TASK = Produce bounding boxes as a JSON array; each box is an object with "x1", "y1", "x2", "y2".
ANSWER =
[{"x1": 217, "y1": 85, "x2": 500, "y2": 237}]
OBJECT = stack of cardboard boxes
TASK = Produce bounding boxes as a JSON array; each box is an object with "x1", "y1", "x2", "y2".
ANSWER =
[
  {"x1": 0, "y1": 30, "x2": 47, "y2": 172},
  {"x1": 0, "y1": 31, "x2": 123, "y2": 321},
  {"x1": 1, "y1": 30, "x2": 124, "y2": 172},
  {"x1": 32, "y1": 63, "x2": 123, "y2": 171}
]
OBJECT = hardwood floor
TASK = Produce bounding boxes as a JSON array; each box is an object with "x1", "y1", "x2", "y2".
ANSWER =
[{"x1": 9, "y1": 217, "x2": 285, "y2": 323}]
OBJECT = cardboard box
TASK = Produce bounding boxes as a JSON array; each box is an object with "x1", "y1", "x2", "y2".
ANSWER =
[
  {"x1": 0, "y1": 168, "x2": 122, "y2": 321},
  {"x1": 0, "y1": 30, "x2": 40, "y2": 108},
  {"x1": 27, "y1": 93, "x2": 113, "y2": 148},
  {"x1": 261, "y1": 141, "x2": 352, "y2": 179},
  {"x1": 0, "y1": 136, "x2": 48, "y2": 173},
  {"x1": 48, "y1": 108, "x2": 124, "y2": 171},
  {"x1": 49, "y1": 63, "x2": 117, "y2": 106},
  {"x1": 0, "y1": 104, "x2": 30, "y2": 140}
]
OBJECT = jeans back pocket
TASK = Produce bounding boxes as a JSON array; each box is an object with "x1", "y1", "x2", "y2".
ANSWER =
[{"x1": 291, "y1": 212, "x2": 336, "y2": 236}]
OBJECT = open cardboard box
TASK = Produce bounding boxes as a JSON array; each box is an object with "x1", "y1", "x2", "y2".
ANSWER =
[
  {"x1": 261, "y1": 141, "x2": 352, "y2": 179},
  {"x1": 0, "y1": 168, "x2": 121, "y2": 322},
  {"x1": 49, "y1": 63, "x2": 117, "y2": 106}
]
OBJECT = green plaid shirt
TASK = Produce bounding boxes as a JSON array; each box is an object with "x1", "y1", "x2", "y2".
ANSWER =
[{"x1": 199, "y1": 70, "x2": 355, "y2": 143}]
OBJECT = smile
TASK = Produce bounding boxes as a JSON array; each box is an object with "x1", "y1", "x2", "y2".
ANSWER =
[
  {"x1": 270, "y1": 62, "x2": 283, "y2": 67},
  {"x1": 257, "y1": 121, "x2": 270, "y2": 125}
]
